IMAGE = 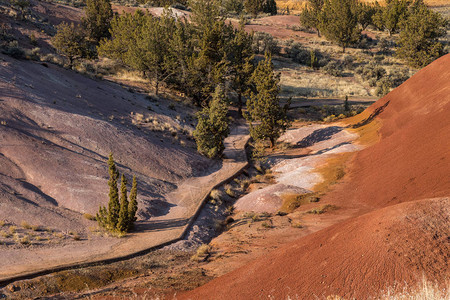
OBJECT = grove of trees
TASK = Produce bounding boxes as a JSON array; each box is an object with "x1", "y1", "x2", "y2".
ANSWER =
[
  {"x1": 97, "y1": 154, "x2": 138, "y2": 235},
  {"x1": 300, "y1": 0, "x2": 448, "y2": 64}
]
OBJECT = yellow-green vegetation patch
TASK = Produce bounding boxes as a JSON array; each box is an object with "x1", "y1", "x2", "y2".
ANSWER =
[
  {"x1": 21, "y1": 221, "x2": 31, "y2": 229},
  {"x1": 307, "y1": 204, "x2": 338, "y2": 215},
  {"x1": 191, "y1": 244, "x2": 211, "y2": 262},
  {"x1": 83, "y1": 213, "x2": 96, "y2": 221},
  {"x1": 279, "y1": 192, "x2": 320, "y2": 214},
  {"x1": 313, "y1": 152, "x2": 354, "y2": 194}
]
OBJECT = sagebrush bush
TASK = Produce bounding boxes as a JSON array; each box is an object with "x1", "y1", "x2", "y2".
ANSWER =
[{"x1": 323, "y1": 61, "x2": 344, "y2": 77}]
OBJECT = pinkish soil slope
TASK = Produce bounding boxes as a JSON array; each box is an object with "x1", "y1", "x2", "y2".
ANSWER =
[{"x1": 0, "y1": 53, "x2": 209, "y2": 231}]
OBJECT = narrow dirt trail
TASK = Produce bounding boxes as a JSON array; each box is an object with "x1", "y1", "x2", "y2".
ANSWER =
[{"x1": 0, "y1": 125, "x2": 249, "y2": 285}]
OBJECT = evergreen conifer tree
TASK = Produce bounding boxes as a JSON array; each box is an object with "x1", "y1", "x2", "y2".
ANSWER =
[
  {"x1": 193, "y1": 85, "x2": 230, "y2": 158},
  {"x1": 52, "y1": 22, "x2": 88, "y2": 68},
  {"x1": 319, "y1": 0, "x2": 360, "y2": 52},
  {"x1": 397, "y1": 0, "x2": 447, "y2": 67},
  {"x1": 300, "y1": 0, "x2": 324, "y2": 37},
  {"x1": 128, "y1": 176, "x2": 138, "y2": 230},
  {"x1": 245, "y1": 53, "x2": 290, "y2": 148},
  {"x1": 229, "y1": 19, "x2": 254, "y2": 116},
  {"x1": 116, "y1": 174, "x2": 129, "y2": 233},
  {"x1": 380, "y1": 0, "x2": 410, "y2": 36},
  {"x1": 83, "y1": 0, "x2": 114, "y2": 44},
  {"x1": 106, "y1": 153, "x2": 120, "y2": 229}
]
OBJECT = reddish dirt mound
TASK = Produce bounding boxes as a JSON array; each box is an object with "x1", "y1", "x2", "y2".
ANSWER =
[
  {"x1": 182, "y1": 55, "x2": 450, "y2": 298},
  {"x1": 328, "y1": 54, "x2": 450, "y2": 210},
  {"x1": 182, "y1": 197, "x2": 449, "y2": 299}
]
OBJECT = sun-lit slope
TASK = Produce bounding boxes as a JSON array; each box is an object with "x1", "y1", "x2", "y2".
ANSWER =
[
  {"x1": 182, "y1": 197, "x2": 449, "y2": 299},
  {"x1": 328, "y1": 54, "x2": 450, "y2": 210},
  {"x1": 0, "y1": 54, "x2": 209, "y2": 229},
  {"x1": 182, "y1": 55, "x2": 450, "y2": 299}
]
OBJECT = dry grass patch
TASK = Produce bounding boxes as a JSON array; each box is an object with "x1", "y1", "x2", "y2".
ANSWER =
[
  {"x1": 9, "y1": 226, "x2": 16, "y2": 234},
  {"x1": 21, "y1": 221, "x2": 32, "y2": 229},
  {"x1": 307, "y1": 204, "x2": 338, "y2": 214},
  {"x1": 279, "y1": 192, "x2": 319, "y2": 214},
  {"x1": 313, "y1": 152, "x2": 354, "y2": 194},
  {"x1": 191, "y1": 244, "x2": 211, "y2": 262}
]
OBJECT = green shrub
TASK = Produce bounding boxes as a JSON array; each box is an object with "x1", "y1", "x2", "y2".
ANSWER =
[{"x1": 323, "y1": 61, "x2": 343, "y2": 77}]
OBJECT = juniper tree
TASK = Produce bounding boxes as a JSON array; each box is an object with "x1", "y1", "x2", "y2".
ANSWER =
[
  {"x1": 245, "y1": 53, "x2": 290, "y2": 148},
  {"x1": 83, "y1": 0, "x2": 114, "y2": 44},
  {"x1": 193, "y1": 85, "x2": 230, "y2": 158},
  {"x1": 98, "y1": 10, "x2": 178, "y2": 95},
  {"x1": 97, "y1": 155, "x2": 138, "y2": 234},
  {"x1": 300, "y1": 0, "x2": 324, "y2": 37},
  {"x1": 116, "y1": 174, "x2": 129, "y2": 233},
  {"x1": 128, "y1": 176, "x2": 138, "y2": 230},
  {"x1": 97, "y1": 153, "x2": 120, "y2": 230},
  {"x1": 397, "y1": 0, "x2": 447, "y2": 67},
  {"x1": 375, "y1": 0, "x2": 410, "y2": 36},
  {"x1": 356, "y1": 2, "x2": 376, "y2": 31},
  {"x1": 106, "y1": 153, "x2": 120, "y2": 229},
  {"x1": 229, "y1": 19, "x2": 254, "y2": 116},
  {"x1": 52, "y1": 22, "x2": 88, "y2": 68},
  {"x1": 319, "y1": 0, "x2": 360, "y2": 52}
]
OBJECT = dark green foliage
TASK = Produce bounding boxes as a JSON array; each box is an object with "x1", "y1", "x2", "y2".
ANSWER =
[
  {"x1": 97, "y1": 2, "x2": 254, "y2": 108},
  {"x1": 229, "y1": 19, "x2": 254, "y2": 115},
  {"x1": 373, "y1": 0, "x2": 410, "y2": 35},
  {"x1": 193, "y1": 85, "x2": 230, "y2": 158},
  {"x1": 97, "y1": 154, "x2": 138, "y2": 235},
  {"x1": 375, "y1": 77, "x2": 391, "y2": 96},
  {"x1": 244, "y1": 0, "x2": 277, "y2": 17},
  {"x1": 106, "y1": 153, "x2": 120, "y2": 229},
  {"x1": 98, "y1": 9, "x2": 178, "y2": 95},
  {"x1": 319, "y1": 0, "x2": 361, "y2": 52},
  {"x1": 128, "y1": 176, "x2": 138, "y2": 230},
  {"x1": 245, "y1": 54, "x2": 290, "y2": 148},
  {"x1": 1, "y1": 40, "x2": 25, "y2": 59},
  {"x1": 397, "y1": 0, "x2": 447, "y2": 67},
  {"x1": 356, "y1": 62, "x2": 386, "y2": 83},
  {"x1": 82, "y1": 0, "x2": 114, "y2": 44},
  {"x1": 52, "y1": 22, "x2": 89, "y2": 68},
  {"x1": 371, "y1": 1, "x2": 385, "y2": 31},
  {"x1": 117, "y1": 175, "x2": 129, "y2": 233},
  {"x1": 299, "y1": 0, "x2": 324, "y2": 36},
  {"x1": 356, "y1": 2, "x2": 376, "y2": 30},
  {"x1": 223, "y1": 0, "x2": 244, "y2": 15}
]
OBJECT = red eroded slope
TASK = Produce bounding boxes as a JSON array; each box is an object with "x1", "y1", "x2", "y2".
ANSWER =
[
  {"x1": 330, "y1": 54, "x2": 450, "y2": 210},
  {"x1": 182, "y1": 198, "x2": 449, "y2": 299},
  {"x1": 182, "y1": 56, "x2": 450, "y2": 299}
]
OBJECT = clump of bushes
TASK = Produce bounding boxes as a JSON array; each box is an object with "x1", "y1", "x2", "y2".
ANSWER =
[
  {"x1": 252, "y1": 32, "x2": 280, "y2": 55},
  {"x1": 1, "y1": 40, "x2": 25, "y2": 59},
  {"x1": 323, "y1": 61, "x2": 344, "y2": 77},
  {"x1": 355, "y1": 62, "x2": 386, "y2": 86}
]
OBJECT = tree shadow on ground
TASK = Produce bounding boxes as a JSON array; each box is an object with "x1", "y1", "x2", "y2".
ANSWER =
[
  {"x1": 297, "y1": 126, "x2": 343, "y2": 148},
  {"x1": 134, "y1": 217, "x2": 189, "y2": 233}
]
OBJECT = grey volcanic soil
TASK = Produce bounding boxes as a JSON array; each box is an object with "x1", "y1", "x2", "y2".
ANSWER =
[{"x1": 0, "y1": 53, "x2": 210, "y2": 234}]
